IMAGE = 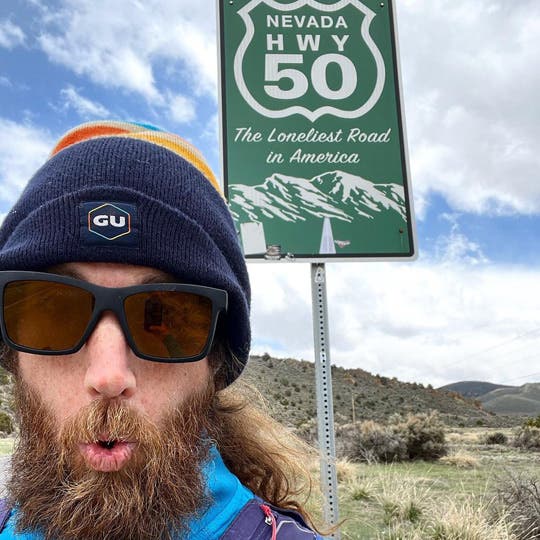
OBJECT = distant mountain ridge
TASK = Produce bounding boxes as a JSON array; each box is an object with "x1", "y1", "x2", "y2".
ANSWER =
[
  {"x1": 481, "y1": 383, "x2": 540, "y2": 416},
  {"x1": 439, "y1": 381, "x2": 515, "y2": 398},
  {"x1": 229, "y1": 170, "x2": 407, "y2": 225},
  {"x1": 440, "y1": 380, "x2": 540, "y2": 416}
]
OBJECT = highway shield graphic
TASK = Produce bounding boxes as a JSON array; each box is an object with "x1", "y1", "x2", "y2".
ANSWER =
[{"x1": 234, "y1": 0, "x2": 386, "y2": 121}]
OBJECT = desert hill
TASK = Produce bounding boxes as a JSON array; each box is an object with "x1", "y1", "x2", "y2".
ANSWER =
[
  {"x1": 242, "y1": 355, "x2": 522, "y2": 428},
  {"x1": 480, "y1": 383, "x2": 540, "y2": 416}
]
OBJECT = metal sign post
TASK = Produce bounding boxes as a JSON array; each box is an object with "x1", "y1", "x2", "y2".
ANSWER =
[
  {"x1": 218, "y1": 2, "x2": 415, "y2": 536},
  {"x1": 311, "y1": 263, "x2": 340, "y2": 537}
]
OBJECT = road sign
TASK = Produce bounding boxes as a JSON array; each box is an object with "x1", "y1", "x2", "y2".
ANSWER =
[{"x1": 219, "y1": 0, "x2": 416, "y2": 261}]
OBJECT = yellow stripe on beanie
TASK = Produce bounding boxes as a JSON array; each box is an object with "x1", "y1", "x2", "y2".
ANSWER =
[{"x1": 50, "y1": 121, "x2": 222, "y2": 195}]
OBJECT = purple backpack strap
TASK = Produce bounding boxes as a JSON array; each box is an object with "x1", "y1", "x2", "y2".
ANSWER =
[
  {"x1": 0, "y1": 498, "x2": 11, "y2": 533},
  {"x1": 220, "y1": 498, "x2": 322, "y2": 539}
]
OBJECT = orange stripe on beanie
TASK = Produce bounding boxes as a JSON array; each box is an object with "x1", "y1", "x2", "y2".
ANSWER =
[{"x1": 50, "y1": 121, "x2": 222, "y2": 194}]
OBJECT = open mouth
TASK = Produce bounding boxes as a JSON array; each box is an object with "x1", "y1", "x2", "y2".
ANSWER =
[
  {"x1": 98, "y1": 440, "x2": 117, "y2": 450},
  {"x1": 79, "y1": 438, "x2": 137, "y2": 472}
]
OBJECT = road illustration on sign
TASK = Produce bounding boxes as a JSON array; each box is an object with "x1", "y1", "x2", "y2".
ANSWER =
[{"x1": 229, "y1": 170, "x2": 407, "y2": 254}]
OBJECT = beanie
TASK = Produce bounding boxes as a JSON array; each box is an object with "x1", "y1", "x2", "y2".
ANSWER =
[{"x1": 0, "y1": 121, "x2": 250, "y2": 385}]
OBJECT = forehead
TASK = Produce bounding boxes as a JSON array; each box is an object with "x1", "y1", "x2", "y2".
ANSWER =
[{"x1": 48, "y1": 262, "x2": 175, "y2": 287}]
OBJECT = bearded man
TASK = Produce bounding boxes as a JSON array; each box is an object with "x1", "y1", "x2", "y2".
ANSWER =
[{"x1": 0, "y1": 121, "x2": 327, "y2": 539}]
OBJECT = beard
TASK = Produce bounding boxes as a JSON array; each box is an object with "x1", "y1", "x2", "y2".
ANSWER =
[{"x1": 7, "y1": 378, "x2": 216, "y2": 540}]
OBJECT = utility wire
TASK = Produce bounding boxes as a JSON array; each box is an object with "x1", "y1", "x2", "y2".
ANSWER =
[{"x1": 443, "y1": 326, "x2": 540, "y2": 369}]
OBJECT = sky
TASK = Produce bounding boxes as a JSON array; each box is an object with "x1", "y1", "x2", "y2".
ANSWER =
[{"x1": 0, "y1": 0, "x2": 539, "y2": 387}]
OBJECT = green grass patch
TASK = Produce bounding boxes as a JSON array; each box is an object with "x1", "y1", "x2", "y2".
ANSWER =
[
  {"x1": 0, "y1": 438, "x2": 14, "y2": 455},
  {"x1": 321, "y1": 428, "x2": 540, "y2": 539}
]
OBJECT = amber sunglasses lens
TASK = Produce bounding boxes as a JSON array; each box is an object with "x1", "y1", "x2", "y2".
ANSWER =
[
  {"x1": 124, "y1": 291, "x2": 213, "y2": 359},
  {"x1": 3, "y1": 281, "x2": 94, "y2": 351}
]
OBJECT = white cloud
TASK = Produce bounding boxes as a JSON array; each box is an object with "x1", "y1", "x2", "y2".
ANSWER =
[
  {"x1": 433, "y1": 215, "x2": 489, "y2": 266},
  {"x1": 36, "y1": 0, "x2": 217, "y2": 105},
  {"x1": 0, "y1": 20, "x2": 25, "y2": 49},
  {"x1": 249, "y1": 260, "x2": 540, "y2": 387},
  {"x1": 0, "y1": 118, "x2": 55, "y2": 205},
  {"x1": 0, "y1": 76, "x2": 11, "y2": 87},
  {"x1": 167, "y1": 93, "x2": 196, "y2": 124},
  {"x1": 398, "y1": 0, "x2": 540, "y2": 218},
  {"x1": 59, "y1": 86, "x2": 110, "y2": 119}
]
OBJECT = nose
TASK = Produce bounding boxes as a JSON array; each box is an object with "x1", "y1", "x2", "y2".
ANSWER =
[{"x1": 83, "y1": 312, "x2": 136, "y2": 399}]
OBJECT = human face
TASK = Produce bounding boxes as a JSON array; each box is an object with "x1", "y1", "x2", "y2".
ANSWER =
[{"x1": 16, "y1": 262, "x2": 212, "y2": 467}]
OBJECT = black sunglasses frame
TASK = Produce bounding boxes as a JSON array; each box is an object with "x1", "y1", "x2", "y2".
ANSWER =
[{"x1": 0, "y1": 270, "x2": 227, "y2": 363}]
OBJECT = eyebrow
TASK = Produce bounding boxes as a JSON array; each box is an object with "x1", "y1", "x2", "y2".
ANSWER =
[{"x1": 48, "y1": 266, "x2": 176, "y2": 285}]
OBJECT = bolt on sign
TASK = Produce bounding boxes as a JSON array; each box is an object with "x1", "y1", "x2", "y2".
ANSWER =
[{"x1": 219, "y1": 0, "x2": 416, "y2": 261}]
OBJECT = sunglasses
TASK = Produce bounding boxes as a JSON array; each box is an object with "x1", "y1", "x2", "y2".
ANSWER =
[{"x1": 0, "y1": 271, "x2": 227, "y2": 363}]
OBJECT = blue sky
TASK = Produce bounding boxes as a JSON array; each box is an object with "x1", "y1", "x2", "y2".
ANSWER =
[{"x1": 1, "y1": 0, "x2": 539, "y2": 386}]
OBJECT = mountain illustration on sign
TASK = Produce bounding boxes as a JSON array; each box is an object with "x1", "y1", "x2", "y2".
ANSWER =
[{"x1": 229, "y1": 170, "x2": 407, "y2": 255}]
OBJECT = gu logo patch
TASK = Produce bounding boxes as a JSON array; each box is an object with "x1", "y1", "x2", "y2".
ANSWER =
[{"x1": 80, "y1": 202, "x2": 139, "y2": 247}]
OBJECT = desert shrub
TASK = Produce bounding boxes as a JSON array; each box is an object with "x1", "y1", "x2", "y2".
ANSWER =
[
  {"x1": 338, "y1": 414, "x2": 447, "y2": 462},
  {"x1": 513, "y1": 426, "x2": 540, "y2": 451},
  {"x1": 0, "y1": 411, "x2": 13, "y2": 434},
  {"x1": 524, "y1": 415, "x2": 540, "y2": 428},
  {"x1": 349, "y1": 421, "x2": 407, "y2": 463},
  {"x1": 295, "y1": 417, "x2": 317, "y2": 445},
  {"x1": 497, "y1": 474, "x2": 540, "y2": 539},
  {"x1": 484, "y1": 432, "x2": 508, "y2": 445},
  {"x1": 393, "y1": 412, "x2": 448, "y2": 461},
  {"x1": 0, "y1": 367, "x2": 10, "y2": 385}
]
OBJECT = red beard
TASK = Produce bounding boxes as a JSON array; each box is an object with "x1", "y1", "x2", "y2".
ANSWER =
[{"x1": 8, "y1": 379, "x2": 215, "y2": 540}]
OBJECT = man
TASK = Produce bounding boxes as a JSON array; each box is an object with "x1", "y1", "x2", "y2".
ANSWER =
[{"x1": 0, "y1": 121, "x2": 327, "y2": 539}]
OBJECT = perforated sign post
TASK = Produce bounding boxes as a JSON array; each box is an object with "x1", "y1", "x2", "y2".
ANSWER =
[{"x1": 219, "y1": 0, "x2": 414, "y2": 534}]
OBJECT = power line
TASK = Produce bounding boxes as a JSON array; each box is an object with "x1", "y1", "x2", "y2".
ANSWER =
[
  {"x1": 500, "y1": 370, "x2": 540, "y2": 384},
  {"x1": 470, "y1": 339, "x2": 539, "y2": 365},
  {"x1": 443, "y1": 326, "x2": 540, "y2": 369}
]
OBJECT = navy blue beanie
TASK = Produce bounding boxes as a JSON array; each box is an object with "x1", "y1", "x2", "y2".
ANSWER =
[{"x1": 0, "y1": 121, "x2": 250, "y2": 385}]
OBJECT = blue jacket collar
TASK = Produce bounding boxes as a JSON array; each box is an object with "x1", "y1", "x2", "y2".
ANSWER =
[{"x1": 2, "y1": 446, "x2": 254, "y2": 539}]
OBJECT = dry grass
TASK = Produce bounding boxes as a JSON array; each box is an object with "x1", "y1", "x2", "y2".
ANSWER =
[
  {"x1": 336, "y1": 458, "x2": 359, "y2": 483},
  {"x1": 446, "y1": 430, "x2": 483, "y2": 445},
  {"x1": 424, "y1": 497, "x2": 516, "y2": 540},
  {"x1": 375, "y1": 491, "x2": 516, "y2": 539},
  {"x1": 446, "y1": 428, "x2": 514, "y2": 446},
  {"x1": 342, "y1": 474, "x2": 374, "y2": 502},
  {"x1": 440, "y1": 450, "x2": 480, "y2": 469}
]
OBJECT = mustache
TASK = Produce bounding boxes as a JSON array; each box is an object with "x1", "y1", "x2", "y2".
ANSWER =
[{"x1": 61, "y1": 398, "x2": 157, "y2": 445}]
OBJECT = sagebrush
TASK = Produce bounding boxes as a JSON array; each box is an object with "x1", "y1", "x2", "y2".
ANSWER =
[
  {"x1": 497, "y1": 474, "x2": 540, "y2": 540},
  {"x1": 513, "y1": 426, "x2": 540, "y2": 451},
  {"x1": 338, "y1": 412, "x2": 447, "y2": 463}
]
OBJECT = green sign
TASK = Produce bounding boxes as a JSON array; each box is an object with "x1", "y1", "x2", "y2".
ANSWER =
[{"x1": 219, "y1": 0, "x2": 416, "y2": 260}]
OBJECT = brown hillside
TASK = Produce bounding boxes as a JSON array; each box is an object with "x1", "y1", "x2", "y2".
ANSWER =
[{"x1": 242, "y1": 355, "x2": 521, "y2": 428}]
